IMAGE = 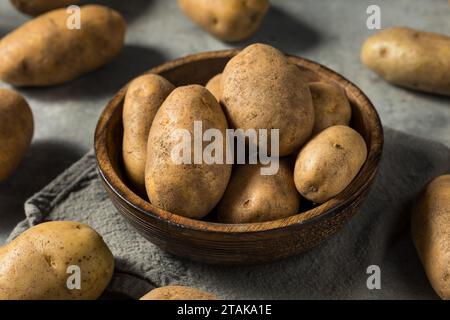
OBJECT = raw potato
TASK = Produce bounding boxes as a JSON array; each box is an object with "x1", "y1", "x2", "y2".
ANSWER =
[
  {"x1": 123, "y1": 74, "x2": 174, "y2": 194},
  {"x1": 218, "y1": 160, "x2": 300, "y2": 223},
  {"x1": 205, "y1": 73, "x2": 222, "y2": 101},
  {"x1": 222, "y1": 43, "x2": 314, "y2": 156},
  {"x1": 309, "y1": 82, "x2": 351, "y2": 134},
  {"x1": 411, "y1": 175, "x2": 450, "y2": 299},
  {"x1": 0, "y1": 89, "x2": 33, "y2": 181},
  {"x1": 140, "y1": 285, "x2": 218, "y2": 300},
  {"x1": 0, "y1": 5, "x2": 126, "y2": 86},
  {"x1": 0, "y1": 221, "x2": 114, "y2": 300},
  {"x1": 145, "y1": 85, "x2": 232, "y2": 219},
  {"x1": 294, "y1": 125, "x2": 367, "y2": 204},
  {"x1": 361, "y1": 27, "x2": 450, "y2": 96},
  {"x1": 10, "y1": 0, "x2": 80, "y2": 16},
  {"x1": 178, "y1": 0, "x2": 269, "y2": 42}
]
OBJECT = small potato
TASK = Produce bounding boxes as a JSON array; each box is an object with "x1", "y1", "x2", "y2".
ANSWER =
[
  {"x1": 309, "y1": 82, "x2": 351, "y2": 134},
  {"x1": 294, "y1": 125, "x2": 367, "y2": 204},
  {"x1": 178, "y1": 0, "x2": 269, "y2": 42},
  {"x1": 361, "y1": 27, "x2": 450, "y2": 96},
  {"x1": 412, "y1": 175, "x2": 450, "y2": 300},
  {"x1": 10, "y1": 0, "x2": 80, "y2": 16},
  {"x1": 0, "y1": 221, "x2": 114, "y2": 300},
  {"x1": 222, "y1": 43, "x2": 314, "y2": 156},
  {"x1": 0, "y1": 5, "x2": 126, "y2": 86},
  {"x1": 218, "y1": 159, "x2": 300, "y2": 223},
  {"x1": 0, "y1": 89, "x2": 33, "y2": 181},
  {"x1": 123, "y1": 74, "x2": 174, "y2": 194},
  {"x1": 145, "y1": 85, "x2": 232, "y2": 219},
  {"x1": 205, "y1": 73, "x2": 222, "y2": 102},
  {"x1": 140, "y1": 285, "x2": 218, "y2": 300}
]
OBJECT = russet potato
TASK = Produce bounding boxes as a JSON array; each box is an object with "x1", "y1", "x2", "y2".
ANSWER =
[
  {"x1": 0, "y1": 5, "x2": 126, "y2": 86},
  {"x1": 221, "y1": 43, "x2": 314, "y2": 156},
  {"x1": 123, "y1": 74, "x2": 174, "y2": 194},
  {"x1": 205, "y1": 73, "x2": 222, "y2": 102},
  {"x1": 178, "y1": 0, "x2": 269, "y2": 42},
  {"x1": 218, "y1": 159, "x2": 300, "y2": 223},
  {"x1": 10, "y1": 0, "x2": 80, "y2": 16},
  {"x1": 361, "y1": 27, "x2": 450, "y2": 96},
  {"x1": 294, "y1": 125, "x2": 367, "y2": 203},
  {"x1": 412, "y1": 175, "x2": 450, "y2": 299},
  {"x1": 140, "y1": 285, "x2": 218, "y2": 300},
  {"x1": 0, "y1": 89, "x2": 33, "y2": 181},
  {"x1": 0, "y1": 221, "x2": 114, "y2": 300},
  {"x1": 309, "y1": 82, "x2": 351, "y2": 134},
  {"x1": 145, "y1": 85, "x2": 232, "y2": 219}
]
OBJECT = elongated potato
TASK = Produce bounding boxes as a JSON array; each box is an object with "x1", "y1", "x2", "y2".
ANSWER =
[
  {"x1": 0, "y1": 5, "x2": 126, "y2": 86},
  {"x1": 218, "y1": 159, "x2": 300, "y2": 223},
  {"x1": 0, "y1": 89, "x2": 33, "y2": 181},
  {"x1": 178, "y1": 0, "x2": 269, "y2": 42},
  {"x1": 123, "y1": 74, "x2": 174, "y2": 194},
  {"x1": 361, "y1": 27, "x2": 450, "y2": 96},
  {"x1": 140, "y1": 285, "x2": 218, "y2": 300},
  {"x1": 0, "y1": 221, "x2": 114, "y2": 300},
  {"x1": 412, "y1": 175, "x2": 450, "y2": 300},
  {"x1": 205, "y1": 73, "x2": 222, "y2": 101},
  {"x1": 309, "y1": 82, "x2": 351, "y2": 134},
  {"x1": 145, "y1": 85, "x2": 232, "y2": 219},
  {"x1": 222, "y1": 43, "x2": 314, "y2": 156},
  {"x1": 294, "y1": 125, "x2": 367, "y2": 203},
  {"x1": 10, "y1": 0, "x2": 80, "y2": 16}
]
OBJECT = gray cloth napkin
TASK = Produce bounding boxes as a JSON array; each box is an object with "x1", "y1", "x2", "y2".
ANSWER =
[{"x1": 8, "y1": 128, "x2": 450, "y2": 300}]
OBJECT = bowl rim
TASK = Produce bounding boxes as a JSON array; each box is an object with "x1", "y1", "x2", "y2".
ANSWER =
[{"x1": 94, "y1": 48, "x2": 384, "y2": 234}]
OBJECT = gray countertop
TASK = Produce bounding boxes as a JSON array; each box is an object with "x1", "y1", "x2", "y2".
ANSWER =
[{"x1": 1, "y1": 0, "x2": 449, "y2": 244}]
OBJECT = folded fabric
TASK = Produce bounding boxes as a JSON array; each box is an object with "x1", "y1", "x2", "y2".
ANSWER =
[{"x1": 8, "y1": 128, "x2": 450, "y2": 299}]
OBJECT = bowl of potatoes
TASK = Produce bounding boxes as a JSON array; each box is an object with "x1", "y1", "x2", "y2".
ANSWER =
[{"x1": 95, "y1": 44, "x2": 383, "y2": 266}]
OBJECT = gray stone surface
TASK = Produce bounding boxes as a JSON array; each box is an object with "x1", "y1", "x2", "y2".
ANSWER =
[{"x1": 0, "y1": 0, "x2": 449, "y2": 244}]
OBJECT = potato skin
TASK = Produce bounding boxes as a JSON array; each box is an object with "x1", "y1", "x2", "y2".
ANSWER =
[
  {"x1": 205, "y1": 73, "x2": 222, "y2": 102},
  {"x1": 361, "y1": 27, "x2": 450, "y2": 96},
  {"x1": 0, "y1": 5, "x2": 126, "y2": 86},
  {"x1": 0, "y1": 89, "x2": 33, "y2": 181},
  {"x1": 10, "y1": 0, "x2": 80, "y2": 16},
  {"x1": 0, "y1": 221, "x2": 114, "y2": 300},
  {"x1": 294, "y1": 125, "x2": 367, "y2": 204},
  {"x1": 309, "y1": 82, "x2": 351, "y2": 134},
  {"x1": 123, "y1": 74, "x2": 174, "y2": 194},
  {"x1": 218, "y1": 160, "x2": 300, "y2": 223},
  {"x1": 412, "y1": 175, "x2": 450, "y2": 300},
  {"x1": 222, "y1": 43, "x2": 314, "y2": 156},
  {"x1": 140, "y1": 285, "x2": 218, "y2": 300},
  {"x1": 145, "y1": 85, "x2": 232, "y2": 219},
  {"x1": 178, "y1": 0, "x2": 269, "y2": 42}
]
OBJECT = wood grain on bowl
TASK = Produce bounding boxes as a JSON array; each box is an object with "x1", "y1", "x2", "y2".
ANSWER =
[{"x1": 95, "y1": 49, "x2": 383, "y2": 266}]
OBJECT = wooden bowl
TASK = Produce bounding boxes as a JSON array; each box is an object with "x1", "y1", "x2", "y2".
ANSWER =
[{"x1": 95, "y1": 49, "x2": 383, "y2": 266}]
